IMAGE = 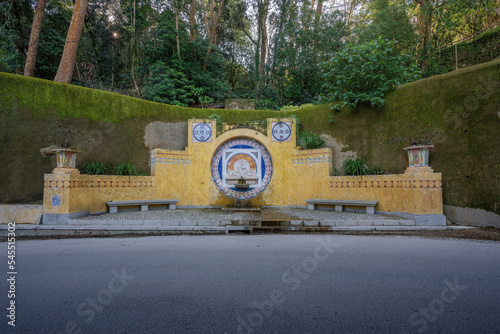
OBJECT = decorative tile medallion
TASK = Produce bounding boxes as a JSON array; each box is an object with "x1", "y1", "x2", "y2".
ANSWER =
[
  {"x1": 211, "y1": 138, "x2": 273, "y2": 200},
  {"x1": 192, "y1": 122, "x2": 213, "y2": 143},
  {"x1": 271, "y1": 122, "x2": 292, "y2": 142},
  {"x1": 52, "y1": 195, "x2": 61, "y2": 207}
]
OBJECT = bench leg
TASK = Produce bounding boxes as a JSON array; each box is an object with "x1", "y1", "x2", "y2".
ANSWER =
[
  {"x1": 109, "y1": 207, "x2": 117, "y2": 214},
  {"x1": 169, "y1": 203, "x2": 176, "y2": 210},
  {"x1": 141, "y1": 204, "x2": 148, "y2": 212},
  {"x1": 335, "y1": 205, "x2": 343, "y2": 212},
  {"x1": 366, "y1": 206, "x2": 375, "y2": 214},
  {"x1": 308, "y1": 204, "x2": 316, "y2": 210}
]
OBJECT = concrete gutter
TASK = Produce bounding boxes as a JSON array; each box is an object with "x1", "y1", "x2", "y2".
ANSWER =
[{"x1": 0, "y1": 224, "x2": 475, "y2": 239}]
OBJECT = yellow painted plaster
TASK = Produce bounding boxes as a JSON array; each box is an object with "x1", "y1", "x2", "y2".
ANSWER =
[
  {"x1": 43, "y1": 118, "x2": 443, "y2": 216},
  {"x1": 44, "y1": 174, "x2": 157, "y2": 214}
]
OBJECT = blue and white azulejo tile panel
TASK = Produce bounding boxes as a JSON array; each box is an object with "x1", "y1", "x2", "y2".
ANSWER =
[
  {"x1": 292, "y1": 156, "x2": 332, "y2": 165},
  {"x1": 151, "y1": 157, "x2": 193, "y2": 165},
  {"x1": 192, "y1": 122, "x2": 213, "y2": 143},
  {"x1": 271, "y1": 121, "x2": 292, "y2": 142},
  {"x1": 211, "y1": 138, "x2": 273, "y2": 200}
]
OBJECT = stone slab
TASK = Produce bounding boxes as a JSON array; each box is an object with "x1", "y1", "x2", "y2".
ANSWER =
[
  {"x1": 0, "y1": 204, "x2": 42, "y2": 224},
  {"x1": 444, "y1": 205, "x2": 500, "y2": 228}
]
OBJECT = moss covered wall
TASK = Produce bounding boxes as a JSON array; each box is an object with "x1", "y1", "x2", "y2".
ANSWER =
[
  {"x1": 0, "y1": 73, "x2": 284, "y2": 203},
  {"x1": 297, "y1": 59, "x2": 500, "y2": 215},
  {"x1": 1, "y1": 60, "x2": 499, "y2": 215}
]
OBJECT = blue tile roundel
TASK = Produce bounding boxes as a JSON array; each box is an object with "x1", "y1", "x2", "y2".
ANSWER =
[
  {"x1": 193, "y1": 123, "x2": 212, "y2": 142},
  {"x1": 272, "y1": 122, "x2": 291, "y2": 141},
  {"x1": 211, "y1": 138, "x2": 273, "y2": 200}
]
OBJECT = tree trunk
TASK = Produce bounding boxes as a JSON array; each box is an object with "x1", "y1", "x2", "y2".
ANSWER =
[
  {"x1": 131, "y1": 0, "x2": 141, "y2": 97},
  {"x1": 189, "y1": 0, "x2": 197, "y2": 41},
  {"x1": 259, "y1": 0, "x2": 269, "y2": 77},
  {"x1": 24, "y1": 0, "x2": 47, "y2": 77},
  {"x1": 415, "y1": 0, "x2": 433, "y2": 72},
  {"x1": 315, "y1": 0, "x2": 323, "y2": 25},
  {"x1": 54, "y1": 0, "x2": 89, "y2": 83},
  {"x1": 174, "y1": 1, "x2": 182, "y2": 59},
  {"x1": 203, "y1": 0, "x2": 225, "y2": 72},
  {"x1": 346, "y1": 0, "x2": 356, "y2": 27}
]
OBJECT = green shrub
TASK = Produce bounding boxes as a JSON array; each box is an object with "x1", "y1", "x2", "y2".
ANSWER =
[
  {"x1": 114, "y1": 163, "x2": 138, "y2": 175},
  {"x1": 143, "y1": 60, "x2": 195, "y2": 107},
  {"x1": 207, "y1": 113, "x2": 223, "y2": 125},
  {"x1": 299, "y1": 130, "x2": 325, "y2": 149},
  {"x1": 82, "y1": 162, "x2": 107, "y2": 175},
  {"x1": 280, "y1": 103, "x2": 314, "y2": 112},
  {"x1": 369, "y1": 166, "x2": 384, "y2": 175},
  {"x1": 320, "y1": 36, "x2": 421, "y2": 110},
  {"x1": 342, "y1": 158, "x2": 370, "y2": 175},
  {"x1": 255, "y1": 99, "x2": 279, "y2": 110},
  {"x1": 287, "y1": 114, "x2": 301, "y2": 133}
]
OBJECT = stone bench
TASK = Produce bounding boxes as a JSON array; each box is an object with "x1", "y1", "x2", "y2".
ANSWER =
[
  {"x1": 306, "y1": 199, "x2": 378, "y2": 214},
  {"x1": 107, "y1": 200, "x2": 178, "y2": 214}
]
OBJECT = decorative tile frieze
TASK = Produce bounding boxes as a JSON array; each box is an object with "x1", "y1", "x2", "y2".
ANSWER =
[
  {"x1": 44, "y1": 180, "x2": 155, "y2": 189},
  {"x1": 292, "y1": 156, "x2": 332, "y2": 165},
  {"x1": 151, "y1": 157, "x2": 193, "y2": 165},
  {"x1": 328, "y1": 179, "x2": 442, "y2": 189}
]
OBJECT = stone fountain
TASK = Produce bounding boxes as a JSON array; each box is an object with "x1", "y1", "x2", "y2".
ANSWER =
[{"x1": 222, "y1": 157, "x2": 260, "y2": 211}]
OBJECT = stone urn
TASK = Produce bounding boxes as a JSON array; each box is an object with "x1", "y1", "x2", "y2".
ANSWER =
[
  {"x1": 52, "y1": 148, "x2": 80, "y2": 174},
  {"x1": 403, "y1": 145, "x2": 434, "y2": 174}
]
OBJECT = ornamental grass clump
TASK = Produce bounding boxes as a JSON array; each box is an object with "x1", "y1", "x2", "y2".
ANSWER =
[
  {"x1": 82, "y1": 162, "x2": 107, "y2": 175},
  {"x1": 298, "y1": 130, "x2": 325, "y2": 149},
  {"x1": 342, "y1": 158, "x2": 370, "y2": 175},
  {"x1": 342, "y1": 158, "x2": 385, "y2": 175},
  {"x1": 114, "y1": 163, "x2": 138, "y2": 175}
]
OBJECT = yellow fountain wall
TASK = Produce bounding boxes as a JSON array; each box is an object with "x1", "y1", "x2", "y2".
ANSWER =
[{"x1": 43, "y1": 118, "x2": 442, "y2": 215}]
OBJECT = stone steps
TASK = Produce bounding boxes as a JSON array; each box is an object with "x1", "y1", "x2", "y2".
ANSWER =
[{"x1": 67, "y1": 218, "x2": 417, "y2": 227}]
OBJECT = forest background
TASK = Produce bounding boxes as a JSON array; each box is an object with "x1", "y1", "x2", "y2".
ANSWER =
[{"x1": 1, "y1": 0, "x2": 499, "y2": 109}]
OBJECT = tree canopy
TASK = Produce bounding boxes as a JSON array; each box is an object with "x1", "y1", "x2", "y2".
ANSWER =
[{"x1": 1, "y1": 0, "x2": 499, "y2": 109}]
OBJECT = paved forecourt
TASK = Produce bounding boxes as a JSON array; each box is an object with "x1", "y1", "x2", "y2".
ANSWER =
[{"x1": 1, "y1": 207, "x2": 474, "y2": 238}]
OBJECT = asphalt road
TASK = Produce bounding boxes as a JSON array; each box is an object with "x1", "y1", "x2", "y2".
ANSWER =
[{"x1": 1, "y1": 235, "x2": 499, "y2": 334}]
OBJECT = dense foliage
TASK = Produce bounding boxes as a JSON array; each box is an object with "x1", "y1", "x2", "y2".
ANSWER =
[
  {"x1": 320, "y1": 37, "x2": 421, "y2": 110},
  {"x1": 1, "y1": 0, "x2": 499, "y2": 109}
]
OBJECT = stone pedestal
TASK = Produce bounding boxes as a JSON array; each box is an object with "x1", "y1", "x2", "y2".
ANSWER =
[{"x1": 404, "y1": 166, "x2": 434, "y2": 174}]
